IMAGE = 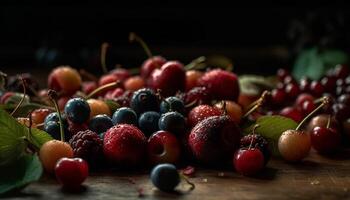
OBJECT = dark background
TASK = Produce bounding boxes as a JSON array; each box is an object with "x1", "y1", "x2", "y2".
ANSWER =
[{"x1": 0, "y1": 2, "x2": 349, "y2": 77}]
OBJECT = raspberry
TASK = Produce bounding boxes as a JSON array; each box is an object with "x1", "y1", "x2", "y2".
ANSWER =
[{"x1": 69, "y1": 130, "x2": 103, "y2": 165}]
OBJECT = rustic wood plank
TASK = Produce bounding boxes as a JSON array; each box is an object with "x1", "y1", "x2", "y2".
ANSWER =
[{"x1": 4, "y1": 149, "x2": 350, "y2": 200}]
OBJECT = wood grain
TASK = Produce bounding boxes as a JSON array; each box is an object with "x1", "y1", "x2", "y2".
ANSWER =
[{"x1": 3, "y1": 150, "x2": 350, "y2": 200}]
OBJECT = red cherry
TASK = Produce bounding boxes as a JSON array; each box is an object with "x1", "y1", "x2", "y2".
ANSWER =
[
  {"x1": 109, "y1": 68, "x2": 130, "y2": 82},
  {"x1": 334, "y1": 64, "x2": 350, "y2": 79},
  {"x1": 285, "y1": 83, "x2": 300, "y2": 99},
  {"x1": 271, "y1": 88, "x2": 286, "y2": 105},
  {"x1": 321, "y1": 76, "x2": 336, "y2": 93},
  {"x1": 233, "y1": 148, "x2": 264, "y2": 176},
  {"x1": 147, "y1": 131, "x2": 181, "y2": 165},
  {"x1": 283, "y1": 75, "x2": 297, "y2": 85},
  {"x1": 104, "y1": 88, "x2": 125, "y2": 99},
  {"x1": 55, "y1": 157, "x2": 89, "y2": 189},
  {"x1": 280, "y1": 107, "x2": 304, "y2": 122},
  {"x1": 141, "y1": 56, "x2": 167, "y2": 79},
  {"x1": 301, "y1": 100, "x2": 316, "y2": 115},
  {"x1": 299, "y1": 76, "x2": 311, "y2": 93},
  {"x1": 82, "y1": 81, "x2": 97, "y2": 95},
  {"x1": 310, "y1": 126, "x2": 340, "y2": 154},
  {"x1": 277, "y1": 68, "x2": 290, "y2": 81},
  {"x1": 185, "y1": 70, "x2": 203, "y2": 91},
  {"x1": 188, "y1": 105, "x2": 222, "y2": 127},
  {"x1": 310, "y1": 81, "x2": 325, "y2": 97},
  {"x1": 295, "y1": 93, "x2": 314, "y2": 108}
]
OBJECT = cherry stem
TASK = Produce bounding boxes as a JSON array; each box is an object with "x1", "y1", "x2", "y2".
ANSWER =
[
  {"x1": 10, "y1": 77, "x2": 26, "y2": 116},
  {"x1": 100, "y1": 42, "x2": 109, "y2": 74},
  {"x1": 86, "y1": 81, "x2": 121, "y2": 99},
  {"x1": 326, "y1": 115, "x2": 331, "y2": 129},
  {"x1": 48, "y1": 90, "x2": 65, "y2": 142},
  {"x1": 296, "y1": 96, "x2": 330, "y2": 131},
  {"x1": 180, "y1": 173, "x2": 195, "y2": 190},
  {"x1": 129, "y1": 32, "x2": 153, "y2": 58},
  {"x1": 185, "y1": 56, "x2": 206, "y2": 70},
  {"x1": 242, "y1": 91, "x2": 270, "y2": 119},
  {"x1": 222, "y1": 101, "x2": 227, "y2": 116},
  {"x1": 26, "y1": 110, "x2": 34, "y2": 145},
  {"x1": 248, "y1": 124, "x2": 260, "y2": 150},
  {"x1": 79, "y1": 69, "x2": 98, "y2": 82}
]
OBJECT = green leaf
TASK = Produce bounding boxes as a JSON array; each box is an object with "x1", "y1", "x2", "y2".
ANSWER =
[
  {"x1": 30, "y1": 128, "x2": 53, "y2": 148},
  {"x1": 0, "y1": 154, "x2": 43, "y2": 194},
  {"x1": 0, "y1": 103, "x2": 53, "y2": 117},
  {"x1": 243, "y1": 115, "x2": 298, "y2": 156},
  {"x1": 239, "y1": 75, "x2": 275, "y2": 96}
]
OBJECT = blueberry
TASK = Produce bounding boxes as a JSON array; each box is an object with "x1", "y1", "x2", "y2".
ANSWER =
[
  {"x1": 160, "y1": 96, "x2": 185, "y2": 115},
  {"x1": 112, "y1": 107, "x2": 137, "y2": 125},
  {"x1": 89, "y1": 114, "x2": 113, "y2": 134},
  {"x1": 130, "y1": 88, "x2": 159, "y2": 115},
  {"x1": 44, "y1": 112, "x2": 68, "y2": 128},
  {"x1": 44, "y1": 121, "x2": 71, "y2": 141},
  {"x1": 138, "y1": 111, "x2": 160, "y2": 136},
  {"x1": 64, "y1": 98, "x2": 90, "y2": 124},
  {"x1": 158, "y1": 111, "x2": 186, "y2": 136},
  {"x1": 151, "y1": 163, "x2": 180, "y2": 192}
]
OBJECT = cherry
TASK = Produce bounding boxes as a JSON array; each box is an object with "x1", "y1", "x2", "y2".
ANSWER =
[
  {"x1": 310, "y1": 81, "x2": 325, "y2": 97},
  {"x1": 333, "y1": 64, "x2": 350, "y2": 79},
  {"x1": 295, "y1": 93, "x2": 314, "y2": 108},
  {"x1": 87, "y1": 99, "x2": 111, "y2": 118},
  {"x1": 299, "y1": 76, "x2": 311, "y2": 93},
  {"x1": 30, "y1": 108, "x2": 52, "y2": 125},
  {"x1": 301, "y1": 100, "x2": 316, "y2": 115},
  {"x1": 338, "y1": 94, "x2": 350, "y2": 106},
  {"x1": 214, "y1": 100, "x2": 243, "y2": 124},
  {"x1": 48, "y1": 66, "x2": 82, "y2": 96},
  {"x1": 55, "y1": 157, "x2": 89, "y2": 189},
  {"x1": 185, "y1": 70, "x2": 203, "y2": 91},
  {"x1": 321, "y1": 76, "x2": 337, "y2": 93},
  {"x1": 277, "y1": 68, "x2": 290, "y2": 81},
  {"x1": 332, "y1": 103, "x2": 350, "y2": 121},
  {"x1": 310, "y1": 116, "x2": 340, "y2": 154},
  {"x1": 279, "y1": 107, "x2": 304, "y2": 123},
  {"x1": 283, "y1": 75, "x2": 297, "y2": 85},
  {"x1": 124, "y1": 76, "x2": 145, "y2": 92},
  {"x1": 285, "y1": 83, "x2": 300, "y2": 99},
  {"x1": 271, "y1": 88, "x2": 286, "y2": 105},
  {"x1": 307, "y1": 114, "x2": 339, "y2": 132},
  {"x1": 233, "y1": 148, "x2": 264, "y2": 176}
]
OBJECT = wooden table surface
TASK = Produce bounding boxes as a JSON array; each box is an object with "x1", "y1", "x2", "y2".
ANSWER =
[{"x1": 3, "y1": 149, "x2": 350, "y2": 200}]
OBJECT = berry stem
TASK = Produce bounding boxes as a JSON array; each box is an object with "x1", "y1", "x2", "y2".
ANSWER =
[
  {"x1": 222, "y1": 101, "x2": 227, "y2": 116},
  {"x1": 242, "y1": 91, "x2": 270, "y2": 119},
  {"x1": 129, "y1": 32, "x2": 153, "y2": 58},
  {"x1": 185, "y1": 56, "x2": 206, "y2": 70},
  {"x1": 296, "y1": 96, "x2": 329, "y2": 131},
  {"x1": 180, "y1": 173, "x2": 195, "y2": 190},
  {"x1": 86, "y1": 81, "x2": 121, "y2": 99},
  {"x1": 248, "y1": 124, "x2": 260, "y2": 150},
  {"x1": 48, "y1": 90, "x2": 65, "y2": 142},
  {"x1": 326, "y1": 115, "x2": 331, "y2": 129},
  {"x1": 100, "y1": 42, "x2": 109, "y2": 74},
  {"x1": 10, "y1": 76, "x2": 26, "y2": 116}
]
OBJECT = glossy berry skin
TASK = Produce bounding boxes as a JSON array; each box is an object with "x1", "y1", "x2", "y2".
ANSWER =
[
  {"x1": 64, "y1": 98, "x2": 91, "y2": 124},
  {"x1": 160, "y1": 96, "x2": 185, "y2": 115},
  {"x1": 150, "y1": 163, "x2": 180, "y2": 192},
  {"x1": 138, "y1": 111, "x2": 160, "y2": 137},
  {"x1": 87, "y1": 99, "x2": 111, "y2": 118},
  {"x1": 233, "y1": 148, "x2": 264, "y2": 176},
  {"x1": 30, "y1": 108, "x2": 52, "y2": 125},
  {"x1": 82, "y1": 81, "x2": 97, "y2": 95},
  {"x1": 149, "y1": 61, "x2": 186, "y2": 97},
  {"x1": 311, "y1": 127, "x2": 340, "y2": 154},
  {"x1": 310, "y1": 81, "x2": 325, "y2": 97},
  {"x1": 104, "y1": 87, "x2": 125, "y2": 99},
  {"x1": 321, "y1": 76, "x2": 337, "y2": 93},
  {"x1": 332, "y1": 103, "x2": 350, "y2": 121},
  {"x1": 158, "y1": 111, "x2": 186, "y2": 137},
  {"x1": 188, "y1": 105, "x2": 222, "y2": 127},
  {"x1": 103, "y1": 124, "x2": 147, "y2": 166},
  {"x1": 338, "y1": 94, "x2": 350, "y2": 106},
  {"x1": 112, "y1": 107, "x2": 137, "y2": 125},
  {"x1": 141, "y1": 56, "x2": 167, "y2": 79},
  {"x1": 277, "y1": 68, "x2": 289, "y2": 81},
  {"x1": 98, "y1": 73, "x2": 120, "y2": 87},
  {"x1": 89, "y1": 114, "x2": 114, "y2": 134},
  {"x1": 214, "y1": 101, "x2": 243, "y2": 124},
  {"x1": 39, "y1": 140, "x2": 74, "y2": 173},
  {"x1": 44, "y1": 121, "x2": 71, "y2": 141},
  {"x1": 285, "y1": 83, "x2": 300, "y2": 99},
  {"x1": 44, "y1": 112, "x2": 67, "y2": 125},
  {"x1": 301, "y1": 100, "x2": 316, "y2": 115},
  {"x1": 278, "y1": 130, "x2": 311, "y2": 162},
  {"x1": 179, "y1": 86, "x2": 211, "y2": 107},
  {"x1": 307, "y1": 114, "x2": 339, "y2": 132},
  {"x1": 279, "y1": 107, "x2": 304, "y2": 123},
  {"x1": 147, "y1": 131, "x2": 181, "y2": 165},
  {"x1": 271, "y1": 88, "x2": 286, "y2": 105},
  {"x1": 109, "y1": 68, "x2": 131, "y2": 82},
  {"x1": 186, "y1": 70, "x2": 203, "y2": 91},
  {"x1": 240, "y1": 134, "x2": 270, "y2": 165},
  {"x1": 48, "y1": 66, "x2": 82, "y2": 96},
  {"x1": 124, "y1": 76, "x2": 145, "y2": 92},
  {"x1": 198, "y1": 69, "x2": 240, "y2": 101},
  {"x1": 295, "y1": 93, "x2": 314, "y2": 108},
  {"x1": 299, "y1": 76, "x2": 311, "y2": 93},
  {"x1": 130, "y1": 88, "x2": 159, "y2": 115},
  {"x1": 334, "y1": 64, "x2": 350, "y2": 79},
  {"x1": 188, "y1": 115, "x2": 241, "y2": 165},
  {"x1": 55, "y1": 158, "x2": 89, "y2": 189}
]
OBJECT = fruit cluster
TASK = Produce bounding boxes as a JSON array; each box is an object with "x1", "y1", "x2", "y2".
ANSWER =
[{"x1": 1, "y1": 34, "x2": 349, "y2": 192}]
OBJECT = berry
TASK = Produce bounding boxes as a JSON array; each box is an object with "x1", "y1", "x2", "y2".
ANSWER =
[
  {"x1": 301, "y1": 100, "x2": 316, "y2": 115},
  {"x1": 64, "y1": 98, "x2": 90, "y2": 124},
  {"x1": 240, "y1": 134, "x2": 270, "y2": 165},
  {"x1": 334, "y1": 64, "x2": 350, "y2": 79},
  {"x1": 98, "y1": 73, "x2": 120, "y2": 86},
  {"x1": 233, "y1": 148, "x2": 264, "y2": 176},
  {"x1": 158, "y1": 111, "x2": 186, "y2": 137},
  {"x1": 104, "y1": 87, "x2": 124, "y2": 99},
  {"x1": 311, "y1": 126, "x2": 340, "y2": 154},
  {"x1": 109, "y1": 68, "x2": 131, "y2": 82},
  {"x1": 103, "y1": 124, "x2": 147, "y2": 166},
  {"x1": 299, "y1": 76, "x2": 311, "y2": 93},
  {"x1": 188, "y1": 115, "x2": 241, "y2": 165},
  {"x1": 214, "y1": 100, "x2": 243, "y2": 124},
  {"x1": 39, "y1": 140, "x2": 74, "y2": 173},
  {"x1": 307, "y1": 114, "x2": 339, "y2": 132},
  {"x1": 7, "y1": 73, "x2": 39, "y2": 96},
  {"x1": 30, "y1": 108, "x2": 52, "y2": 125},
  {"x1": 138, "y1": 111, "x2": 160, "y2": 136},
  {"x1": 123, "y1": 76, "x2": 145, "y2": 92},
  {"x1": 67, "y1": 122, "x2": 88, "y2": 136},
  {"x1": 149, "y1": 61, "x2": 186, "y2": 97},
  {"x1": 285, "y1": 83, "x2": 300, "y2": 99},
  {"x1": 48, "y1": 66, "x2": 82, "y2": 96},
  {"x1": 130, "y1": 88, "x2": 159, "y2": 115},
  {"x1": 278, "y1": 130, "x2": 311, "y2": 162},
  {"x1": 332, "y1": 103, "x2": 350, "y2": 121},
  {"x1": 148, "y1": 131, "x2": 181, "y2": 165},
  {"x1": 185, "y1": 70, "x2": 203, "y2": 91},
  {"x1": 82, "y1": 81, "x2": 97, "y2": 95},
  {"x1": 295, "y1": 93, "x2": 314, "y2": 108},
  {"x1": 44, "y1": 121, "x2": 71, "y2": 141},
  {"x1": 87, "y1": 99, "x2": 111, "y2": 118},
  {"x1": 150, "y1": 163, "x2": 180, "y2": 192},
  {"x1": 55, "y1": 158, "x2": 89, "y2": 189},
  {"x1": 179, "y1": 86, "x2": 211, "y2": 106},
  {"x1": 283, "y1": 75, "x2": 296, "y2": 85},
  {"x1": 321, "y1": 76, "x2": 337, "y2": 93},
  {"x1": 141, "y1": 56, "x2": 167, "y2": 79},
  {"x1": 271, "y1": 88, "x2": 286, "y2": 105},
  {"x1": 279, "y1": 107, "x2": 304, "y2": 123},
  {"x1": 160, "y1": 96, "x2": 185, "y2": 115},
  {"x1": 115, "y1": 91, "x2": 133, "y2": 107},
  {"x1": 188, "y1": 105, "x2": 222, "y2": 127},
  {"x1": 112, "y1": 107, "x2": 137, "y2": 125},
  {"x1": 69, "y1": 130, "x2": 103, "y2": 165},
  {"x1": 310, "y1": 81, "x2": 325, "y2": 97},
  {"x1": 198, "y1": 69, "x2": 240, "y2": 101},
  {"x1": 89, "y1": 114, "x2": 114, "y2": 134},
  {"x1": 338, "y1": 94, "x2": 350, "y2": 106},
  {"x1": 277, "y1": 68, "x2": 289, "y2": 81}
]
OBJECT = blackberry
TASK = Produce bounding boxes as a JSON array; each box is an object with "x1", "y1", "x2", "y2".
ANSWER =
[
  {"x1": 69, "y1": 130, "x2": 103, "y2": 165},
  {"x1": 240, "y1": 134, "x2": 270, "y2": 165}
]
